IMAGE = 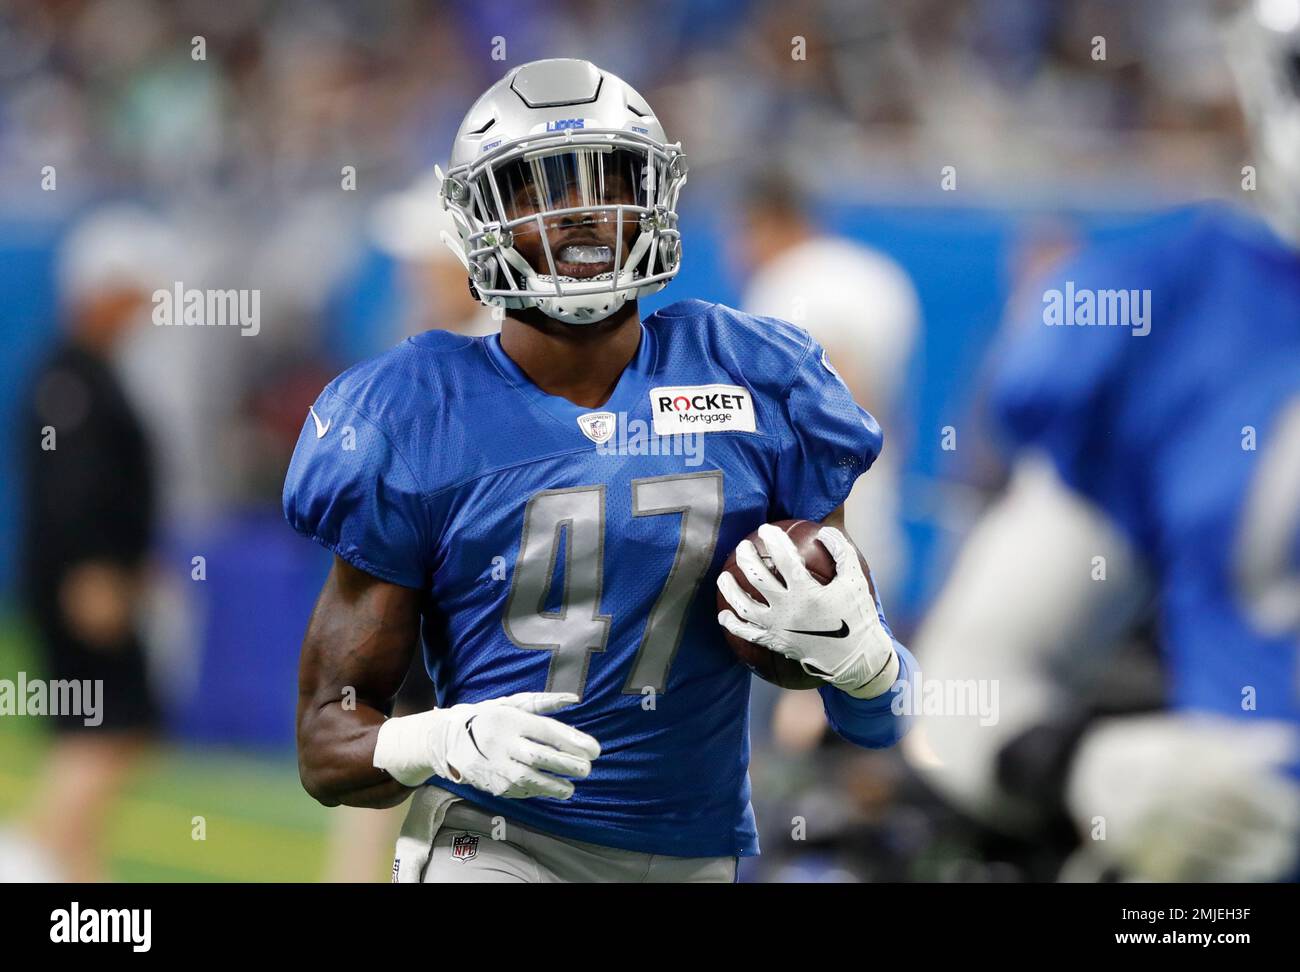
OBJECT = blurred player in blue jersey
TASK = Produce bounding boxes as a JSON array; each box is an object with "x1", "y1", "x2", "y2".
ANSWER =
[
  {"x1": 908, "y1": 1, "x2": 1300, "y2": 882},
  {"x1": 283, "y1": 59, "x2": 915, "y2": 882}
]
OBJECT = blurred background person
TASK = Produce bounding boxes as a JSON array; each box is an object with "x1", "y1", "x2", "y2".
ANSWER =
[
  {"x1": 368, "y1": 170, "x2": 501, "y2": 340},
  {"x1": 737, "y1": 171, "x2": 919, "y2": 606},
  {"x1": 327, "y1": 169, "x2": 500, "y2": 368},
  {"x1": 1, "y1": 207, "x2": 170, "y2": 881},
  {"x1": 318, "y1": 169, "x2": 496, "y2": 883},
  {"x1": 905, "y1": 0, "x2": 1300, "y2": 883}
]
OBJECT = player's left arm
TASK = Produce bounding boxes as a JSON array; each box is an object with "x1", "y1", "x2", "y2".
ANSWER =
[
  {"x1": 718, "y1": 502, "x2": 916, "y2": 748},
  {"x1": 724, "y1": 327, "x2": 916, "y2": 747},
  {"x1": 815, "y1": 506, "x2": 915, "y2": 748}
]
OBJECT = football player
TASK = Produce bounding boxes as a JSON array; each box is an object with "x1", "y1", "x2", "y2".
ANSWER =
[
  {"x1": 285, "y1": 59, "x2": 916, "y2": 882},
  {"x1": 906, "y1": 1, "x2": 1300, "y2": 882}
]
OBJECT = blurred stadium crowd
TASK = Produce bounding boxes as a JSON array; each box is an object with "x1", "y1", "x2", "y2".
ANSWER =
[
  {"x1": 0, "y1": 0, "x2": 1248, "y2": 204},
  {"x1": 0, "y1": 0, "x2": 1293, "y2": 882}
]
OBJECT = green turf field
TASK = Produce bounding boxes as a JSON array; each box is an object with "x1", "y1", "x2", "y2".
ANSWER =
[{"x1": 0, "y1": 614, "x2": 337, "y2": 881}]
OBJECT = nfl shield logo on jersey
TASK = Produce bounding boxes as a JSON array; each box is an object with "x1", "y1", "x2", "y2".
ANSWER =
[
  {"x1": 576, "y1": 411, "x2": 616, "y2": 445},
  {"x1": 451, "y1": 833, "x2": 479, "y2": 863}
]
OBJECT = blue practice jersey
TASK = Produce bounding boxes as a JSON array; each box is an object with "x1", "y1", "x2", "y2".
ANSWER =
[
  {"x1": 993, "y1": 206, "x2": 1300, "y2": 736},
  {"x1": 284, "y1": 299, "x2": 915, "y2": 857}
]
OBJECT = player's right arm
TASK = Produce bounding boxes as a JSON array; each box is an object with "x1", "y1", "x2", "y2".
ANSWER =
[
  {"x1": 296, "y1": 557, "x2": 422, "y2": 809},
  {"x1": 286, "y1": 386, "x2": 602, "y2": 809},
  {"x1": 296, "y1": 555, "x2": 602, "y2": 808}
]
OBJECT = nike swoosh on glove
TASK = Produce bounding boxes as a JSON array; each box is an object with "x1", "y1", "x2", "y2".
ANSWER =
[
  {"x1": 716, "y1": 524, "x2": 899, "y2": 698},
  {"x1": 373, "y1": 692, "x2": 601, "y2": 799},
  {"x1": 1067, "y1": 713, "x2": 1300, "y2": 882}
]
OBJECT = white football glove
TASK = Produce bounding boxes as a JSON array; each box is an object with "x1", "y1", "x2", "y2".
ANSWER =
[
  {"x1": 1066, "y1": 713, "x2": 1300, "y2": 882},
  {"x1": 716, "y1": 524, "x2": 899, "y2": 698},
  {"x1": 373, "y1": 692, "x2": 600, "y2": 800}
]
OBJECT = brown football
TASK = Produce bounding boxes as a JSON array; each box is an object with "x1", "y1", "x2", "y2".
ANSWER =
[{"x1": 716, "y1": 519, "x2": 871, "y2": 690}]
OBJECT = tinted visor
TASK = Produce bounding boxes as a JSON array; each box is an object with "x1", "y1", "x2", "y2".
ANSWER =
[{"x1": 480, "y1": 146, "x2": 648, "y2": 225}]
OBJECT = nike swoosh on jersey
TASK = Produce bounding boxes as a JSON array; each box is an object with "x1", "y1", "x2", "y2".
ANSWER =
[{"x1": 309, "y1": 406, "x2": 331, "y2": 439}]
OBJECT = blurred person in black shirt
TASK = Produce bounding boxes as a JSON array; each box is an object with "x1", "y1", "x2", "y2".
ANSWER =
[{"x1": 6, "y1": 208, "x2": 170, "y2": 882}]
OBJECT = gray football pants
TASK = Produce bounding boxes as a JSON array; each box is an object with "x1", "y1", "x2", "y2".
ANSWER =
[{"x1": 393, "y1": 785, "x2": 738, "y2": 883}]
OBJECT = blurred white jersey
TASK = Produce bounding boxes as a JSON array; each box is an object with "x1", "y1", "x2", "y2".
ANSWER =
[{"x1": 742, "y1": 236, "x2": 919, "y2": 601}]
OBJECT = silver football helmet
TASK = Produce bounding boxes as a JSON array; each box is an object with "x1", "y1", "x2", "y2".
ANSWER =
[
  {"x1": 1226, "y1": 0, "x2": 1300, "y2": 244},
  {"x1": 437, "y1": 59, "x2": 687, "y2": 325}
]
